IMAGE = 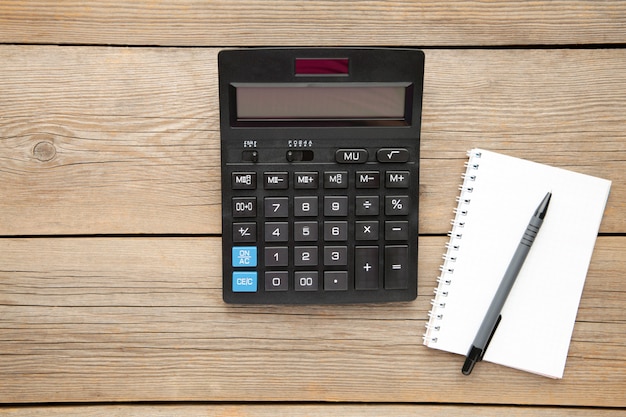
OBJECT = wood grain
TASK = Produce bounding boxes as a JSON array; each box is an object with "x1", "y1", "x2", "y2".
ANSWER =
[
  {"x1": 0, "y1": 236, "x2": 623, "y2": 406},
  {"x1": 1, "y1": 46, "x2": 624, "y2": 236},
  {"x1": 1, "y1": 404, "x2": 624, "y2": 417},
  {"x1": 0, "y1": 1, "x2": 625, "y2": 47},
  {"x1": 1, "y1": 3, "x2": 625, "y2": 412},
  {"x1": 0, "y1": 46, "x2": 221, "y2": 235}
]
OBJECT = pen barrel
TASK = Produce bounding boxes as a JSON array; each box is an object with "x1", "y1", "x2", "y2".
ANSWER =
[
  {"x1": 473, "y1": 242, "x2": 530, "y2": 347},
  {"x1": 472, "y1": 215, "x2": 544, "y2": 349},
  {"x1": 464, "y1": 192, "x2": 550, "y2": 370}
]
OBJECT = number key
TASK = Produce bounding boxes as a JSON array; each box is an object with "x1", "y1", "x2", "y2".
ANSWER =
[
  {"x1": 295, "y1": 272, "x2": 318, "y2": 291},
  {"x1": 295, "y1": 246, "x2": 318, "y2": 266},
  {"x1": 324, "y1": 221, "x2": 348, "y2": 241},
  {"x1": 294, "y1": 196, "x2": 318, "y2": 217},
  {"x1": 294, "y1": 221, "x2": 318, "y2": 241},
  {"x1": 324, "y1": 196, "x2": 348, "y2": 216},
  {"x1": 324, "y1": 246, "x2": 347, "y2": 266},
  {"x1": 265, "y1": 222, "x2": 289, "y2": 242},
  {"x1": 265, "y1": 247, "x2": 288, "y2": 266},
  {"x1": 265, "y1": 197, "x2": 289, "y2": 217}
]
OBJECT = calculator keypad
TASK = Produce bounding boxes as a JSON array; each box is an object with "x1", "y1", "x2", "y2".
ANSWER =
[{"x1": 225, "y1": 146, "x2": 417, "y2": 303}]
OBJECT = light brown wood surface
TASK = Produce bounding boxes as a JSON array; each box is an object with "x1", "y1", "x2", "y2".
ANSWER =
[
  {"x1": 1, "y1": 47, "x2": 624, "y2": 235},
  {"x1": 0, "y1": 1, "x2": 625, "y2": 46},
  {"x1": 1, "y1": 404, "x2": 625, "y2": 417},
  {"x1": 1, "y1": 1, "x2": 625, "y2": 415},
  {"x1": 0, "y1": 237, "x2": 624, "y2": 406}
]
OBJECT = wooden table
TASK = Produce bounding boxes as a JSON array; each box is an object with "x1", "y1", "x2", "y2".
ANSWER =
[{"x1": 1, "y1": 2, "x2": 624, "y2": 415}]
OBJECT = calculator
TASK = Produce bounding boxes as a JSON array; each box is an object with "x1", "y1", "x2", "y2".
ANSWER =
[{"x1": 219, "y1": 48, "x2": 425, "y2": 304}]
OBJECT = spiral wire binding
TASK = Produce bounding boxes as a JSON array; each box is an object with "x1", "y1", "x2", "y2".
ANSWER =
[{"x1": 423, "y1": 150, "x2": 482, "y2": 346}]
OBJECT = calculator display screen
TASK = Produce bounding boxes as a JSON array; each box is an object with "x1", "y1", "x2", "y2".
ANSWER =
[{"x1": 234, "y1": 84, "x2": 409, "y2": 122}]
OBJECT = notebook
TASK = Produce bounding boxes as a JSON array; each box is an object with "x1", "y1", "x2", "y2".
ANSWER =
[{"x1": 423, "y1": 148, "x2": 611, "y2": 378}]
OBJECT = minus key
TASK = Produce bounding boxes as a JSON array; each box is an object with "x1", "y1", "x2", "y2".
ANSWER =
[{"x1": 385, "y1": 221, "x2": 409, "y2": 240}]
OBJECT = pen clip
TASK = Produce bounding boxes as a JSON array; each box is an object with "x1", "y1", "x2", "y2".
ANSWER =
[{"x1": 482, "y1": 314, "x2": 502, "y2": 358}]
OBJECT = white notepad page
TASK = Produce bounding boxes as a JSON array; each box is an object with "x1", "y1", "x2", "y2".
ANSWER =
[{"x1": 423, "y1": 149, "x2": 611, "y2": 378}]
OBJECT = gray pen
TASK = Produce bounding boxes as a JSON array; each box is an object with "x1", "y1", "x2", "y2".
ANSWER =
[{"x1": 462, "y1": 191, "x2": 552, "y2": 375}]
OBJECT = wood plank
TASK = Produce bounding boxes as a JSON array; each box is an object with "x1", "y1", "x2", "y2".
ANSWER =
[
  {"x1": 0, "y1": 236, "x2": 623, "y2": 405},
  {"x1": 0, "y1": 1, "x2": 625, "y2": 46},
  {"x1": 0, "y1": 404, "x2": 624, "y2": 417},
  {"x1": 1, "y1": 46, "x2": 624, "y2": 235},
  {"x1": 0, "y1": 46, "x2": 221, "y2": 235}
]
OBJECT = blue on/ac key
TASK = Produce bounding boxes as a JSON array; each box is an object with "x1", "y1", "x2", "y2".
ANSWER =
[
  {"x1": 232, "y1": 271, "x2": 258, "y2": 292},
  {"x1": 232, "y1": 246, "x2": 257, "y2": 267}
]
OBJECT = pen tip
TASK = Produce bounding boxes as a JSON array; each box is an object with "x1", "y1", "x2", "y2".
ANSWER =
[{"x1": 536, "y1": 192, "x2": 551, "y2": 219}]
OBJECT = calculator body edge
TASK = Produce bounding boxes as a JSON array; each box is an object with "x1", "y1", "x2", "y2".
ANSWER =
[{"x1": 218, "y1": 48, "x2": 425, "y2": 304}]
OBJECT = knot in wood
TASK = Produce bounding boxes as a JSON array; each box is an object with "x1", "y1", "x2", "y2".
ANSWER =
[{"x1": 33, "y1": 141, "x2": 56, "y2": 162}]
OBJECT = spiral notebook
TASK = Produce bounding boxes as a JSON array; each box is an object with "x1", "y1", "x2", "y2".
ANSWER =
[{"x1": 423, "y1": 149, "x2": 611, "y2": 378}]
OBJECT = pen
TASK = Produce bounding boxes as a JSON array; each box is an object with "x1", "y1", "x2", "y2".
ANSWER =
[{"x1": 462, "y1": 191, "x2": 552, "y2": 375}]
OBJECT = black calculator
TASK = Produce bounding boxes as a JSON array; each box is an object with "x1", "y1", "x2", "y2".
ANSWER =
[{"x1": 219, "y1": 48, "x2": 424, "y2": 304}]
